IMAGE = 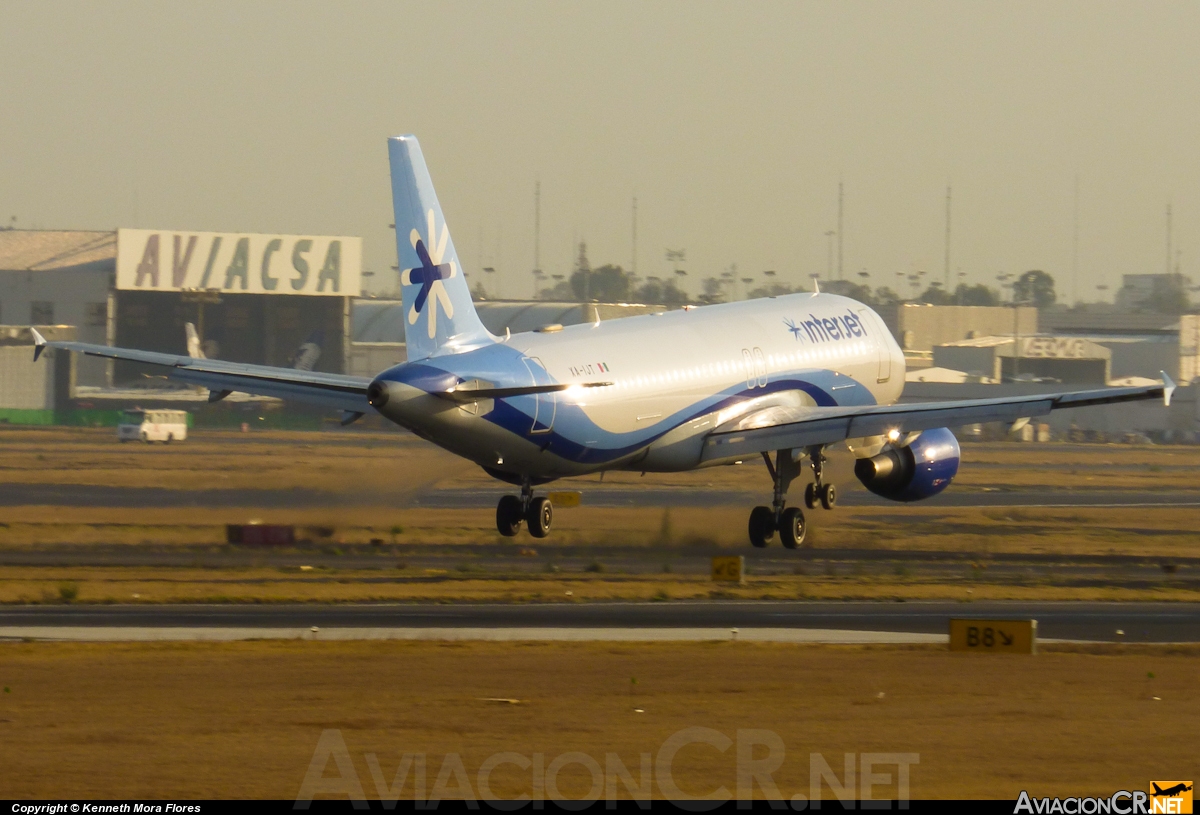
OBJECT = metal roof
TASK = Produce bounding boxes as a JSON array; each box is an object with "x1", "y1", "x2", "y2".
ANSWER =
[
  {"x1": 351, "y1": 299, "x2": 663, "y2": 344},
  {"x1": 0, "y1": 230, "x2": 116, "y2": 272}
]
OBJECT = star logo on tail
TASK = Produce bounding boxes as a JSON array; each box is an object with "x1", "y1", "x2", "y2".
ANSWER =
[{"x1": 401, "y1": 209, "x2": 456, "y2": 338}]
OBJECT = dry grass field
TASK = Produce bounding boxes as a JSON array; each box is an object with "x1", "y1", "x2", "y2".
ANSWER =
[
  {"x1": 1, "y1": 426, "x2": 1198, "y2": 603},
  {"x1": 1, "y1": 428, "x2": 1197, "y2": 801},
  {"x1": 4, "y1": 568, "x2": 1198, "y2": 604},
  {"x1": 0, "y1": 640, "x2": 1195, "y2": 801}
]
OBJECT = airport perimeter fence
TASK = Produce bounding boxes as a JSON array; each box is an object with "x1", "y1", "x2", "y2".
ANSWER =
[{"x1": 0, "y1": 408, "x2": 327, "y2": 431}]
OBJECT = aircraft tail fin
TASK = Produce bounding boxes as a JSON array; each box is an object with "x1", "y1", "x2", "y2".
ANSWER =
[
  {"x1": 290, "y1": 329, "x2": 324, "y2": 371},
  {"x1": 388, "y1": 135, "x2": 494, "y2": 360},
  {"x1": 185, "y1": 322, "x2": 205, "y2": 359}
]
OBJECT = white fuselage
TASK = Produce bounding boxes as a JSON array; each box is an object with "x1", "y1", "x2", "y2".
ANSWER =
[{"x1": 376, "y1": 292, "x2": 905, "y2": 482}]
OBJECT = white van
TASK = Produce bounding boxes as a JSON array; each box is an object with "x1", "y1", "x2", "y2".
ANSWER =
[{"x1": 118, "y1": 409, "x2": 189, "y2": 443}]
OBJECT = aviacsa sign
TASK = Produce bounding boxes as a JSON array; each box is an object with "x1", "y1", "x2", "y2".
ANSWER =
[{"x1": 116, "y1": 228, "x2": 363, "y2": 296}]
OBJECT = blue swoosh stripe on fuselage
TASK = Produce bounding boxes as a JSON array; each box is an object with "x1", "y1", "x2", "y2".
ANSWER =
[
  {"x1": 378, "y1": 346, "x2": 878, "y2": 467},
  {"x1": 484, "y1": 374, "x2": 873, "y2": 466}
]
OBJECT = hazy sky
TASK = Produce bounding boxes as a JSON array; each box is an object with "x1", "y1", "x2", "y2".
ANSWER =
[{"x1": 3, "y1": 1, "x2": 1198, "y2": 302}]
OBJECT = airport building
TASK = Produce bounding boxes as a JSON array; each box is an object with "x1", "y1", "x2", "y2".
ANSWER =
[
  {"x1": 348, "y1": 299, "x2": 662, "y2": 376},
  {"x1": 932, "y1": 335, "x2": 1112, "y2": 385},
  {"x1": 0, "y1": 228, "x2": 363, "y2": 389}
]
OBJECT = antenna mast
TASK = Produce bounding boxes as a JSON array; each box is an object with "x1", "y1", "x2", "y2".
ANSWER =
[
  {"x1": 632, "y1": 196, "x2": 638, "y2": 278},
  {"x1": 533, "y1": 181, "x2": 541, "y2": 298},
  {"x1": 1166, "y1": 202, "x2": 1173, "y2": 277},
  {"x1": 1071, "y1": 175, "x2": 1079, "y2": 306},
  {"x1": 944, "y1": 185, "x2": 952, "y2": 289},
  {"x1": 837, "y1": 180, "x2": 844, "y2": 281}
]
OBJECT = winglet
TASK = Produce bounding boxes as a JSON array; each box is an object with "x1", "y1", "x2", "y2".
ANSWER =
[
  {"x1": 31, "y1": 327, "x2": 47, "y2": 362},
  {"x1": 1161, "y1": 371, "x2": 1176, "y2": 407},
  {"x1": 811, "y1": 278, "x2": 820, "y2": 296}
]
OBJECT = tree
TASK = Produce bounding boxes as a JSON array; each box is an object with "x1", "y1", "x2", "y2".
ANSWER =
[
  {"x1": 571, "y1": 264, "x2": 630, "y2": 302},
  {"x1": 953, "y1": 283, "x2": 999, "y2": 306},
  {"x1": 873, "y1": 286, "x2": 901, "y2": 305},
  {"x1": 634, "y1": 277, "x2": 689, "y2": 307},
  {"x1": 696, "y1": 277, "x2": 728, "y2": 305},
  {"x1": 747, "y1": 282, "x2": 798, "y2": 299},
  {"x1": 823, "y1": 281, "x2": 875, "y2": 306},
  {"x1": 538, "y1": 279, "x2": 574, "y2": 300},
  {"x1": 915, "y1": 284, "x2": 954, "y2": 305},
  {"x1": 1012, "y1": 270, "x2": 1056, "y2": 308}
]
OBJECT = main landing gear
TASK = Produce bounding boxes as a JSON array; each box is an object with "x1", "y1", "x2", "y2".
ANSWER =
[
  {"x1": 748, "y1": 447, "x2": 836, "y2": 549},
  {"x1": 496, "y1": 479, "x2": 553, "y2": 538}
]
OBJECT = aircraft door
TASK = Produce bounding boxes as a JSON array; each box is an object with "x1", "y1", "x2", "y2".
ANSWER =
[
  {"x1": 860, "y1": 309, "x2": 892, "y2": 383},
  {"x1": 522, "y1": 356, "x2": 556, "y2": 434}
]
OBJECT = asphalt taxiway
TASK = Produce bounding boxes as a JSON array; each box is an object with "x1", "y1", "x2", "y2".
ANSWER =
[
  {"x1": 1, "y1": 601, "x2": 1197, "y2": 643},
  {"x1": 3, "y1": 483, "x2": 1200, "y2": 509}
]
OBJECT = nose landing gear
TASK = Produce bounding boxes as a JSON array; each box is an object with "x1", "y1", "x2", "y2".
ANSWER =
[
  {"x1": 496, "y1": 479, "x2": 554, "y2": 538},
  {"x1": 802, "y1": 448, "x2": 837, "y2": 510}
]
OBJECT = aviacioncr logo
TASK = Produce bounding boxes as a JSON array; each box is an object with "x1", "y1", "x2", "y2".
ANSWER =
[{"x1": 401, "y1": 209, "x2": 456, "y2": 338}]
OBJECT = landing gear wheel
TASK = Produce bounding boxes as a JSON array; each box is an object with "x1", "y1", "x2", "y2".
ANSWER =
[
  {"x1": 748, "y1": 505, "x2": 775, "y2": 548},
  {"x1": 804, "y1": 482, "x2": 818, "y2": 509},
  {"x1": 496, "y1": 495, "x2": 524, "y2": 537},
  {"x1": 778, "y1": 506, "x2": 806, "y2": 549},
  {"x1": 165, "y1": 434, "x2": 173, "y2": 445},
  {"x1": 819, "y1": 483, "x2": 837, "y2": 510},
  {"x1": 526, "y1": 497, "x2": 553, "y2": 538}
]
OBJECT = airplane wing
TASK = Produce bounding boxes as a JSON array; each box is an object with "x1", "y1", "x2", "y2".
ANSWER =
[
  {"x1": 33, "y1": 331, "x2": 371, "y2": 413},
  {"x1": 701, "y1": 375, "x2": 1175, "y2": 462}
]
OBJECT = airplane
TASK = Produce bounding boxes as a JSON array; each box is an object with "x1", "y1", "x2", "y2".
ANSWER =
[
  {"x1": 1151, "y1": 783, "x2": 1192, "y2": 797},
  {"x1": 31, "y1": 135, "x2": 1175, "y2": 547},
  {"x1": 186, "y1": 321, "x2": 323, "y2": 371}
]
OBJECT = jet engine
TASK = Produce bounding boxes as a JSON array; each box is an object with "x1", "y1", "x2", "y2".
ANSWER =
[{"x1": 853, "y1": 427, "x2": 960, "y2": 502}]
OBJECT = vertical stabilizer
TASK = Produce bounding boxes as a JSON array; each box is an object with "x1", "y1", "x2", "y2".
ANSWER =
[
  {"x1": 185, "y1": 322, "x2": 205, "y2": 359},
  {"x1": 388, "y1": 136, "x2": 494, "y2": 359}
]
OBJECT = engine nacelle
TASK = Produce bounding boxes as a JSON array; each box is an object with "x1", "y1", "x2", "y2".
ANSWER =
[{"x1": 853, "y1": 427, "x2": 960, "y2": 502}]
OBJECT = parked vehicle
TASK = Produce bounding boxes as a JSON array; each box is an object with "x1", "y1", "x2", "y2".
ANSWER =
[{"x1": 118, "y1": 409, "x2": 189, "y2": 443}]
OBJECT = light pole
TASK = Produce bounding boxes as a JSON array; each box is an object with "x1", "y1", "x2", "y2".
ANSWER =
[{"x1": 824, "y1": 231, "x2": 836, "y2": 281}]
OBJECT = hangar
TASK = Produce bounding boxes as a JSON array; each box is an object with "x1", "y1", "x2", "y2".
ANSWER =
[{"x1": 0, "y1": 228, "x2": 362, "y2": 388}]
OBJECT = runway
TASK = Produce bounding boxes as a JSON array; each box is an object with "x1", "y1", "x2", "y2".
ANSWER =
[{"x1": 2, "y1": 601, "x2": 1197, "y2": 642}]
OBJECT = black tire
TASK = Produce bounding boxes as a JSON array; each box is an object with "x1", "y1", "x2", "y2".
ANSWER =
[
  {"x1": 496, "y1": 495, "x2": 523, "y2": 536},
  {"x1": 779, "y1": 506, "x2": 806, "y2": 549},
  {"x1": 165, "y1": 434, "x2": 173, "y2": 445},
  {"x1": 804, "y1": 482, "x2": 818, "y2": 509},
  {"x1": 820, "y1": 483, "x2": 837, "y2": 510},
  {"x1": 526, "y1": 497, "x2": 553, "y2": 539},
  {"x1": 748, "y1": 505, "x2": 775, "y2": 548}
]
